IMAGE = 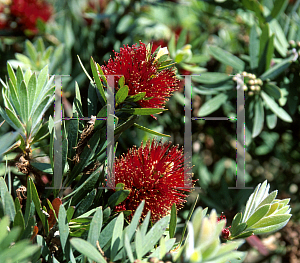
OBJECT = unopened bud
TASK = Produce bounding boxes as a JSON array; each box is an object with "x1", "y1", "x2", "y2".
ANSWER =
[
  {"x1": 255, "y1": 85, "x2": 261, "y2": 91},
  {"x1": 289, "y1": 40, "x2": 296, "y2": 47},
  {"x1": 248, "y1": 91, "x2": 254, "y2": 96},
  {"x1": 248, "y1": 79, "x2": 254, "y2": 85},
  {"x1": 250, "y1": 85, "x2": 256, "y2": 91}
]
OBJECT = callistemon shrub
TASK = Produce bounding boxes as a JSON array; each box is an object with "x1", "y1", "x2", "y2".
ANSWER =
[
  {"x1": 107, "y1": 138, "x2": 193, "y2": 222},
  {"x1": 101, "y1": 42, "x2": 179, "y2": 109}
]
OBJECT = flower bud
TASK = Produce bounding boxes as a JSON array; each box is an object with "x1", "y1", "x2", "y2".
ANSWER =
[{"x1": 289, "y1": 40, "x2": 296, "y2": 47}]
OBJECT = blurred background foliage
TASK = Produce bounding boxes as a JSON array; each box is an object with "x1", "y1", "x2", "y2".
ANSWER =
[{"x1": 1, "y1": 0, "x2": 300, "y2": 262}]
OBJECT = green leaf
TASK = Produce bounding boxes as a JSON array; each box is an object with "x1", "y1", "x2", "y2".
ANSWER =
[
  {"x1": 270, "y1": 19, "x2": 289, "y2": 57},
  {"x1": 208, "y1": 46, "x2": 245, "y2": 71},
  {"x1": 58, "y1": 204, "x2": 69, "y2": 254},
  {"x1": 246, "y1": 204, "x2": 270, "y2": 227},
  {"x1": 198, "y1": 93, "x2": 228, "y2": 116},
  {"x1": 14, "y1": 198, "x2": 21, "y2": 212},
  {"x1": 168, "y1": 34, "x2": 176, "y2": 58},
  {"x1": 0, "y1": 226, "x2": 21, "y2": 250},
  {"x1": 108, "y1": 190, "x2": 130, "y2": 208},
  {"x1": 120, "y1": 108, "x2": 167, "y2": 115},
  {"x1": 91, "y1": 57, "x2": 107, "y2": 104},
  {"x1": 264, "y1": 83, "x2": 282, "y2": 100},
  {"x1": 269, "y1": 0, "x2": 288, "y2": 20},
  {"x1": 230, "y1": 222, "x2": 247, "y2": 237},
  {"x1": 31, "y1": 95, "x2": 54, "y2": 134},
  {"x1": 250, "y1": 214, "x2": 291, "y2": 229},
  {"x1": 176, "y1": 29, "x2": 187, "y2": 50},
  {"x1": 7, "y1": 62, "x2": 17, "y2": 88},
  {"x1": 25, "y1": 40, "x2": 37, "y2": 62},
  {"x1": 4, "y1": 191, "x2": 16, "y2": 222},
  {"x1": 252, "y1": 97, "x2": 264, "y2": 138},
  {"x1": 88, "y1": 84, "x2": 98, "y2": 117},
  {"x1": 257, "y1": 190, "x2": 278, "y2": 208},
  {"x1": 0, "y1": 216, "x2": 9, "y2": 244},
  {"x1": 133, "y1": 123, "x2": 170, "y2": 137},
  {"x1": 78, "y1": 55, "x2": 93, "y2": 83},
  {"x1": 115, "y1": 85, "x2": 129, "y2": 106},
  {"x1": 231, "y1": 213, "x2": 242, "y2": 231},
  {"x1": 19, "y1": 81, "x2": 29, "y2": 123},
  {"x1": 42, "y1": 46, "x2": 53, "y2": 61},
  {"x1": 249, "y1": 25, "x2": 260, "y2": 69},
  {"x1": 98, "y1": 217, "x2": 118, "y2": 248},
  {"x1": 24, "y1": 69, "x2": 32, "y2": 86},
  {"x1": 4, "y1": 107, "x2": 25, "y2": 133},
  {"x1": 74, "y1": 81, "x2": 84, "y2": 118},
  {"x1": 68, "y1": 129, "x2": 101, "y2": 182},
  {"x1": 169, "y1": 204, "x2": 177, "y2": 238},
  {"x1": 111, "y1": 213, "x2": 124, "y2": 261},
  {"x1": 125, "y1": 201, "x2": 145, "y2": 242},
  {"x1": 65, "y1": 166, "x2": 100, "y2": 205},
  {"x1": 141, "y1": 216, "x2": 170, "y2": 258},
  {"x1": 13, "y1": 210, "x2": 25, "y2": 237},
  {"x1": 29, "y1": 177, "x2": 46, "y2": 231},
  {"x1": 251, "y1": 219, "x2": 290, "y2": 235},
  {"x1": 260, "y1": 57, "x2": 292, "y2": 81},
  {"x1": 266, "y1": 108, "x2": 277, "y2": 129},
  {"x1": 241, "y1": 0, "x2": 265, "y2": 24},
  {"x1": 192, "y1": 73, "x2": 231, "y2": 84},
  {"x1": 70, "y1": 238, "x2": 106, "y2": 263},
  {"x1": 66, "y1": 206, "x2": 75, "y2": 223},
  {"x1": 35, "y1": 65, "x2": 48, "y2": 102},
  {"x1": 0, "y1": 240, "x2": 40, "y2": 262},
  {"x1": 233, "y1": 230, "x2": 254, "y2": 239},
  {"x1": 261, "y1": 91, "x2": 292, "y2": 122},
  {"x1": 124, "y1": 233, "x2": 134, "y2": 263},
  {"x1": 27, "y1": 73, "x2": 37, "y2": 112},
  {"x1": 24, "y1": 177, "x2": 32, "y2": 226},
  {"x1": 87, "y1": 207, "x2": 103, "y2": 247},
  {"x1": 135, "y1": 228, "x2": 143, "y2": 260},
  {"x1": 73, "y1": 189, "x2": 96, "y2": 217},
  {"x1": 16, "y1": 66, "x2": 24, "y2": 93},
  {"x1": 141, "y1": 212, "x2": 151, "y2": 237},
  {"x1": 259, "y1": 24, "x2": 270, "y2": 61},
  {"x1": 36, "y1": 37, "x2": 45, "y2": 53},
  {"x1": 8, "y1": 79, "x2": 20, "y2": 115},
  {"x1": 126, "y1": 92, "x2": 146, "y2": 102}
]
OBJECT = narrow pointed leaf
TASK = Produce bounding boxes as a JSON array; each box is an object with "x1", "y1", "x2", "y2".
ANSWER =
[
  {"x1": 71, "y1": 238, "x2": 106, "y2": 263},
  {"x1": 246, "y1": 204, "x2": 270, "y2": 227},
  {"x1": 208, "y1": 46, "x2": 245, "y2": 71},
  {"x1": 261, "y1": 91, "x2": 292, "y2": 122}
]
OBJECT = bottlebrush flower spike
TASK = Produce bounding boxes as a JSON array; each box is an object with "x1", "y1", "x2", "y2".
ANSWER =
[
  {"x1": 10, "y1": 0, "x2": 52, "y2": 32},
  {"x1": 101, "y1": 42, "x2": 180, "y2": 109},
  {"x1": 107, "y1": 138, "x2": 193, "y2": 222}
]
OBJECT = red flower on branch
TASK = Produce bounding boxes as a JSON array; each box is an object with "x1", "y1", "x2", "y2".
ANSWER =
[
  {"x1": 101, "y1": 42, "x2": 180, "y2": 109},
  {"x1": 107, "y1": 138, "x2": 194, "y2": 222},
  {"x1": 7, "y1": 0, "x2": 52, "y2": 32}
]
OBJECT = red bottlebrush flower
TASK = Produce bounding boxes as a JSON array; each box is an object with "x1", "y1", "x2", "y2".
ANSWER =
[
  {"x1": 217, "y1": 213, "x2": 231, "y2": 240},
  {"x1": 221, "y1": 227, "x2": 231, "y2": 240},
  {"x1": 107, "y1": 138, "x2": 194, "y2": 222},
  {"x1": 151, "y1": 39, "x2": 168, "y2": 53},
  {"x1": 101, "y1": 42, "x2": 180, "y2": 109},
  {"x1": 10, "y1": 0, "x2": 52, "y2": 31}
]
